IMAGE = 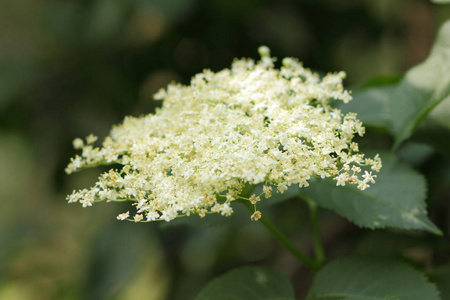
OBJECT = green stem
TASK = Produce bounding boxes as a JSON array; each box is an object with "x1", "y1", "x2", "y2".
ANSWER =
[
  {"x1": 239, "y1": 200, "x2": 319, "y2": 271},
  {"x1": 304, "y1": 196, "x2": 325, "y2": 269}
]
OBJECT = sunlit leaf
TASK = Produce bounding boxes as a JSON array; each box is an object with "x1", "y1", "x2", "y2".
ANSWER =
[
  {"x1": 390, "y1": 20, "x2": 450, "y2": 149},
  {"x1": 431, "y1": 0, "x2": 450, "y2": 4}
]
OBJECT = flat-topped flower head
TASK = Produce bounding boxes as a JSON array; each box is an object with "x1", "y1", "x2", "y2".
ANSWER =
[{"x1": 66, "y1": 46, "x2": 381, "y2": 222}]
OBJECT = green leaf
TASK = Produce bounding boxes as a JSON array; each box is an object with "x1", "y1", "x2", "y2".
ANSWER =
[
  {"x1": 336, "y1": 75, "x2": 401, "y2": 131},
  {"x1": 355, "y1": 231, "x2": 429, "y2": 258},
  {"x1": 340, "y1": 22, "x2": 450, "y2": 148},
  {"x1": 413, "y1": 95, "x2": 450, "y2": 157},
  {"x1": 390, "y1": 20, "x2": 450, "y2": 149},
  {"x1": 195, "y1": 266, "x2": 295, "y2": 300},
  {"x1": 396, "y1": 142, "x2": 435, "y2": 168},
  {"x1": 311, "y1": 256, "x2": 440, "y2": 300},
  {"x1": 358, "y1": 75, "x2": 403, "y2": 89},
  {"x1": 412, "y1": 124, "x2": 450, "y2": 159},
  {"x1": 339, "y1": 85, "x2": 393, "y2": 130},
  {"x1": 310, "y1": 296, "x2": 397, "y2": 300},
  {"x1": 431, "y1": 0, "x2": 450, "y2": 4},
  {"x1": 300, "y1": 152, "x2": 441, "y2": 235},
  {"x1": 431, "y1": 264, "x2": 450, "y2": 300},
  {"x1": 425, "y1": 95, "x2": 450, "y2": 129}
]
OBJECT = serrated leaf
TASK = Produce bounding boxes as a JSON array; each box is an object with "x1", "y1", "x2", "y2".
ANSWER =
[
  {"x1": 300, "y1": 152, "x2": 441, "y2": 235},
  {"x1": 195, "y1": 266, "x2": 295, "y2": 300},
  {"x1": 431, "y1": 264, "x2": 450, "y2": 300},
  {"x1": 390, "y1": 20, "x2": 450, "y2": 149},
  {"x1": 311, "y1": 256, "x2": 440, "y2": 300}
]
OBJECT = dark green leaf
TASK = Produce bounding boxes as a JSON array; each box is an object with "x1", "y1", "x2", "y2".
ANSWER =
[
  {"x1": 431, "y1": 264, "x2": 450, "y2": 300},
  {"x1": 311, "y1": 256, "x2": 440, "y2": 300},
  {"x1": 310, "y1": 296, "x2": 397, "y2": 300},
  {"x1": 355, "y1": 231, "x2": 429, "y2": 258},
  {"x1": 396, "y1": 142, "x2": 435, "y2": 168},
  {"x1": 301, "y1": 152, "x2": 441, "y2": 235},
  {"x1": 358, "y1": 75, "x2": 403, "y2": 89},
  {"x1": 195, "y1": 266, "x2": 295, "y2": 300},
  {"x1": 413, "y1": 125, "x2": 450, "y2": 158}
]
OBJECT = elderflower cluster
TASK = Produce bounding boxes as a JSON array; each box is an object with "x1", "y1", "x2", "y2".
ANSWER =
[{"x1": 66, "y1": 46, "x2": 381, "y2": 222}]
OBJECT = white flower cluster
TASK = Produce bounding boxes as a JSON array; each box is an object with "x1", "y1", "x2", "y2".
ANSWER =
[{"x1": 66, "y1": 46, "x2": 381, "y2": 222}]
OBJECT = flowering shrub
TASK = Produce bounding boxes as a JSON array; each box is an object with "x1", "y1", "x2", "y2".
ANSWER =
[
  {"x1": 66, "y1": 47, "x2": 381, "y2": 223},
  {"x1": 66, "y1": 17, "x2": 450, "y2": 298}
]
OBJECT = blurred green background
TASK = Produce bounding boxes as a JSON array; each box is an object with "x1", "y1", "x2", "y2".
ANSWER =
[{"x1": 1, "y1": 0, "x2": 450, "y2": 299}]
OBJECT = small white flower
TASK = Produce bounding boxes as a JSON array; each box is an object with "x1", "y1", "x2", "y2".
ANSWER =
[
  {"x1": 86, "y1": 134, "x2": 98, "y2": 144},
  {"x1": 73, "y1": 138, "x2": 84, "y2": 149},
  {"x1": 362, "y1": 171, "x2": 376, "y2": 184},
  {"x1": 335, "y1": 174, "x2": 347, "y2": 187},
  {"x1": 133, "y1": 214, "x2": 143, "y2": 222},
  {"x1": 263, "y1": 185, "x2": 273, "y2": 198},
  {"x1": 220, "y1": 203, "x2": 233, "y2": 217},
  {"x1": 251, "y1": 211, "x2": 262, "y2": 221},
  {"x1": 117, "y1": 211, "x2": 130, "y2": 221},
  {"x1": 66, "y1": 47, "x2": 381, "y2": 222}
]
